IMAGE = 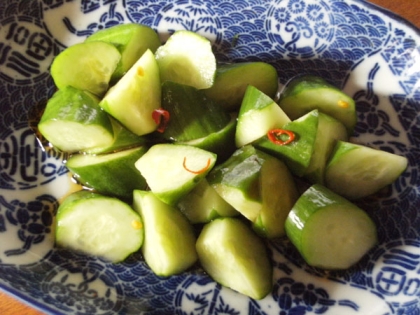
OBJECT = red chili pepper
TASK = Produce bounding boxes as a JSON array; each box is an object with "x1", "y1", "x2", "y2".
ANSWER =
[
  {"x1": 183, "y1": 157, "x2": 211, "y2": 174},
  {"x1": 267, "y1": 129, "x2": 295, "y2": 145},
  {"x1": 152, "y1": 108, "x2": 170, "y2": 133}
]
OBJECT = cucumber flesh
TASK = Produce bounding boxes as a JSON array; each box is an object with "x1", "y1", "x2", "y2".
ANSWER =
[
  {"x1": 196, "y1": 217, "x2": 272, "y2": 300},
  {"x1": 155, "y1": 30, "x2": 216, "y2": 89},
  {"x1": 325, "y1": 141, "x2": 408, "y2": 199},
  {"x1": 235, "y1": 85, "x2": 290, "y2": 148},
  {"x1": 133, "y1": 190, "x2": 197, "y2": 276},
  {"x1": 38, "y1": 86, "x2": 114, "y2": 153},
  {"x1": 285, "y1": 184, "x2": 377, "y2": 269},
  {"x1": 100, "y1": 49, "x2": 161, "y2": 136},
  {"x1": 135, "y1": 144, "x2": 217, "y2": 205},
  {"x1": 51, "y1": 41, "x2": 120, "y2": 96},
  {"x1": 56, "y1": 191, "x2": 144, "y2": 263},
  {"x1": 204, "y1": 61, "x2": 279, "y2": 111}
]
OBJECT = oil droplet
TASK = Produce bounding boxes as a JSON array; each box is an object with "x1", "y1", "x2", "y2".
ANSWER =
[
  {"x1": 131, "y1": 220, "x2": 143, "y2": 230},
  {"x1": 337, "y1": 100, "x2": 349, "y2": 108},
  {"x1": 137, "y1": 66, "x2": 144, "y2": 76}
]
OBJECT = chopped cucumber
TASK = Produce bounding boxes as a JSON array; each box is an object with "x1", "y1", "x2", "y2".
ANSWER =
[
  {"x1": 155, "y1": 30, "x2": 216, "y2": 89},
  {"x1": 177, "y1": 178, "x2": 238, "y2": 224},
  {"x1": 285, "y1": 184, "x2": 377, "y2": 269},
  {"x1": 85, "y1": 23, "x2": 161, "y2": 83},
  {"x1": 51, "y1": 41, "x2": 121, "y2": 96},
  {"x1": 100, "y1": 49, "x2": 161, "y2": 136},
  {"x1": 207, "y1": 145, "x2": 298, "y2": 238},
  {"x1": 235, "y1": 85, "x2": 290, "y2": 148},
  {"x1": 38, "y1": 86, "x2": 114, "y2": 153},
  {"x1": 160, "y1": 81, "x2": 231, "y2": 142},
  {"x1": 204, "y1": 61, "x2": 279, "y2": 111},
  {"x1": 66, "y1": 146, "x2": 148, "y2": 201},
  {"x1": 325, "y1": 141, "x2": 408, "y2": 199},
  {"x1": 253, "y1": 109, "x2": 319, "y2": 177},
  {"x1": 135, "y1": 144, "x2": 217, "y2": 205},
  {"x1": 133, "y1": 190, "x2": 197, "y2": 276},
  {"x1": 196, "y1": 217, "x2": 272, "y2": 300},
  {"x1": 56, "y1": 191, "x2": 144, "y2": 263},
  {"x1": 303, "y1": 112, "x2": 348, "y2": 184},
  {"x1": 278, "y1": 75, "x2": 356, "y2": 135}
]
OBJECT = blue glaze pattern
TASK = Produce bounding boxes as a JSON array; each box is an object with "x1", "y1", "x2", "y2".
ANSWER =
[{"x1": 0, "y1": 0, "x2": 419, "y2": 314}]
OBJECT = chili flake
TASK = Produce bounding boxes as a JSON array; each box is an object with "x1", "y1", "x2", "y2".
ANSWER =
[
  {"x1": 267, "y1": 129, "x2": 295, "y2": 145},
  {"x1": 183, "y1": 157, "x2": 211, "y2": 174},
  {"x1": 152, "y1": 108, "x2": 170, "y2": 133}
]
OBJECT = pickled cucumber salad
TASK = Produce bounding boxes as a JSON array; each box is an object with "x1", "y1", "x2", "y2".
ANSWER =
[{"x1": 37, "y1": 24, "x2": 408, "y2": 300}]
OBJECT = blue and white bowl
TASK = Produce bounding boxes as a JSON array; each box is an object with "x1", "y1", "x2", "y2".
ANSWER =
[{"x1": 1, "y1": 0, "x2": 419, "y2": 314}]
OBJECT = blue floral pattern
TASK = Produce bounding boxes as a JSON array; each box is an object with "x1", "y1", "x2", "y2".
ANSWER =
[{"x1": 0, "y1": 0, "x2": 419, "y2": 314}]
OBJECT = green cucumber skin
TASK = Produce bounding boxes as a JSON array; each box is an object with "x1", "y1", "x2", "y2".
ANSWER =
[
  {"x1": 204, "y1": 62, "x2": 279, "y2": 111},
  {"x1": 38, "y1": 86, "x2": 114, "y2": 152},
  {"x1": 207, "y1": 145, "x2": 265, "y2": 203},
  {"x1": 196, "y1": 217, "x2": 273, "y2": 300},
  {"x1": 133, "y1": 190, "x2": 198, "y2": 276},
  {"x1": 325, "y1": 141, "x2": 408, "y2": 199},
  {"x1": 161, "y1": 81, "x2": 231, "y2": 142},
  {"x1": 85, "y1": 23, "x2": 161, "y2": 82},
  {"x1": 253, "y1": 110, "x2": 319, "y2": 177},
  {"x1": 278, "y1": 75, "x2": 356, "y2": 135},
  {"x1": 66, "y1": 146, "x2": 149, "y2": 202},
  {"x1": 285, "y1": 184, "x2": 378, "y2": 269}
]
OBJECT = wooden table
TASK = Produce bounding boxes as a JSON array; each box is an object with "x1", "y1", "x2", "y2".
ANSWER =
[{"x1": 1, "y1": 1, "x2": 419, "y2": 314}]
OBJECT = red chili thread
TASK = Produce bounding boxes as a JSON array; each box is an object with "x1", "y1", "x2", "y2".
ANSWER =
[
  {"x1": 267, "y1": 129, "x2": 295, "y2": 145},
  {"x1": 152, "y1": 108, "x2": 170, "y2": 133},
  {"x1": 183, "y1": 157, "x2": 211, "y2": 174}
]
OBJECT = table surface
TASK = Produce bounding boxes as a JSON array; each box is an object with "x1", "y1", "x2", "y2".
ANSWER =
[{"x1": 1, "y1": 0, "x2": 419, "y2": 314}]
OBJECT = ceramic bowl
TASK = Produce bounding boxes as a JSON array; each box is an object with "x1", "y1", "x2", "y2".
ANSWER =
[{"x1": 0, "y1": 0, "x2": 419, "y2": 314}]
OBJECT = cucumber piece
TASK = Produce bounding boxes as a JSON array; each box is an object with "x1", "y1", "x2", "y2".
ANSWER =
[
  {"x1": 303, "y1": 112, "x2": 348, "y2": 184},
  {"x1": 160, "y1": 81, "x2": 231, "y2": 142},
  {"x1": 235, "y1": 85, "x2": 290, "y2": 148},
  {"x1": 56, "y1": 191, "x2": 144, "y2": 263},
  {"x1": 207, "y1": 145, "x2": 298, "y2": 238},
  {"x1": 100, "y1": 49, "x2": 161, "y2": 136},
  {"x1": 325, "y1": 141, "x2": 408, "y2": 199},
  {"x1": 66, "y1": 146, "x2": 148, "y2": 201},
  {"x1": 196, "y1": 217, "x2": 272, "y2": 300},
  {"x1": 38, "y1": 86, "x2": 114, "y2": 153},
  {"x1": 133, "y1": 190, "x2": 197, "y2": 276},
  {"x1": 155, "y1": 30, "x2": 216, "y2": 89},
  {"x1": 86, "y1": 117, "x2": 148, "y2": 154},
  {"x1": 85, "y1": 23, "x2": 161, "y2": 83},
  {"x1": 278, "y1": 75, "x2": 356, "y2": 135},
  {"x1": 204, "y1": 62, "x2": 279, "y2": 111},
  {"x1": 181, "y1": 114, "x2": 237, "y2": 163},
  {"x1": 51, "y1": 41, "x2": 120, "y2": 96},
  {"x1": 253, "y1": 109, "x2": 319, "y2": 177},
  {"x1": 285, "y1": 184, "x2": 377, "y2": 269},
  {"x1": 135, "y1": 144, "x2": 217, "y2": 205},
  {"x1": 177, "y1": 178, "x2": 238, "y2": 224}
]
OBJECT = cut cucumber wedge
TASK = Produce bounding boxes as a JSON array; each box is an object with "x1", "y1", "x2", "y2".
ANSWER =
[
  {"x1": 155, "y1": 30, "x2": 216, "y2": 89},
  {"x1": 207, "y1": 145, "x2": 298, "y2": 238},
  {"x1": 66, "y1": 146, "x2": 148, "y2": 201},
  {"x1": 56, "y1": 191, "x2": 144, "y2": 263},
  {"x1": 235, "y1": 85, "x2": 290, "y2": 148},
  {"x1": 325, "y1": 141, "x2": 408, "y2": 199},
  {"x1": 278, "y1": 75, "x2": 356, "y2": 135},
  {"x1": 133, "y1": 190, "x2": 197, "y2": 276},
  {"x1": 135, "y1": 144, "x2": 217, "y2": 205},
  {"x1": 85, "y1": 23, "x2": 161, "y2": 83},
  {"x1": 51, "y1": 41, "x2": 121, "y2": 96},
  {"x1": 285, "y1": 184, "x2": 377, "y2": 269},
  {"x1": 204, "y1": 61, "x2": 279, "y2": 111},
  {"x1": 100, "y1": 49, "x2": 161, "y2": 136},
  {"x1": 177, "y1": 178, "x2": 238, "y2": 224},
  {"x1": 38, "y1": 86, "x2": 114, "y2": 153},
  {"x1": 196, "y1": 217, "x2": 273, "y2": 300}
]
